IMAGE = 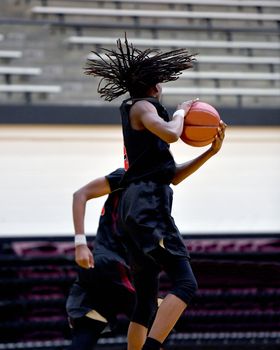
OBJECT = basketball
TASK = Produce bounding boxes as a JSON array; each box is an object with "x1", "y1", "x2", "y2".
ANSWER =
[{"x1": 180, "y1": 101, "x2": 221, "y2": 147}]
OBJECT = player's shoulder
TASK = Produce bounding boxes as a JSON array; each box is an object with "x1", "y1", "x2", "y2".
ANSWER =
[
  {"x1": 131, "y1": 98, "x2": 157, "y2": 115},
  {"x1": 106, "y1": 168, "x2": 125, "y2": 192},
  {"x1": 106, "y1": 168, "x2": 125, "y2": 181}
]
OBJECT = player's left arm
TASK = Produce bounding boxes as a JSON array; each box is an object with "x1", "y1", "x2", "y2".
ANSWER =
[
  {"x1": 172, "y1": 120, "x2": 226, "y2": 185},
  {"x1": 73, "y1": 176, "x2": 111, "y2": 234},
  {"x1": 73, "y1": 176, "x2": 111, "y2": 268}
]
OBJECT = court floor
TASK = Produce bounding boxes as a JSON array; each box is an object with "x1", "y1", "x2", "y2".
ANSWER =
[{"x1": 0, "y1": 124, "x2": 279, "y2": 237}]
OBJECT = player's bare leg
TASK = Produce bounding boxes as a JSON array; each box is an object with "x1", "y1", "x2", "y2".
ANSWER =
[
  {"x1": 127, "y1": 322, "x2": 148, "y2": 350},
  {"x1": 143, "y1": 294, "x2": 187, "y2": 349}
]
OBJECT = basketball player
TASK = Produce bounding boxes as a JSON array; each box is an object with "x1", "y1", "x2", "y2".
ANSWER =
[
  {"x1": 67, "y1": 126, "x2": 225, "y2": 350},
  {"x1": 85, "y1": 36, "x2": 226, "y2": 350},
  {"x1": 67, "y1": 168, "x2": 155, "y2": 350}
]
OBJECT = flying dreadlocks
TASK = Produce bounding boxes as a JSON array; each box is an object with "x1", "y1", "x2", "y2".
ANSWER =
[{"x1": 85, "y1": 35, "x2": 196, "y2": 101}]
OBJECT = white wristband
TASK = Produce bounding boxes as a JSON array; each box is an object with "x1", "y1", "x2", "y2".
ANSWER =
[
  {"x1": 75, "y1": 234, "x2": 87, "y2": 247},
  {"x1": 173, "y1": 109, "x2": 185, "y2": 119}
]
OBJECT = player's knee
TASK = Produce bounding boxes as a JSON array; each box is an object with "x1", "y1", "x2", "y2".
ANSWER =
[
  {"x1": 172, "y1": 275, "x2": 198, "y2": 304},
  {"x1": 131, "y1": 298, "x2": 158, "y2": 328}
]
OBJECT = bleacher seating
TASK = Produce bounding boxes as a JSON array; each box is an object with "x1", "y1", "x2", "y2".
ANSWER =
[
  {"x1": 162, "y1": 87, "x2": 280, "y2": 107},
  {"x1": 0, "y1": 4, "x2": 62, "y2": 104},
  {"x1": 88, "y1": 52, "x2": 280, "y2": 69},
  {"x1": 0, "y1": 0, "x2": 279, "y2": 111},
  {"x1": 109, "y1": 0, "x2": 280, "y2": 6},
  {"x1": 32, "y1": 0, "x2": 280, "y2": 8},
  {"x1": 0, "y1": 84, "x2": 62, "y2": 103},
  {"x1": 181, "y1": 71, "x2": 280, "y2": 83},
  {"x1": 67, "y1": 36, "x2": 280, "y2": 52},
  {"x1": 2, "y1": 17, "x2": 278, "y2": 41},
  {"x1": 0, "y1": 66, "x2": 42, "y2": 84},
  {"x1": 0, "y1": 234, "x2": 280, "y2": 349},
  {"x1": 0, "y1": 50, "x2": 23, "y2": 61},
  {"x1": 31, "y1": 6, "x2": 280, "y2": 25}
]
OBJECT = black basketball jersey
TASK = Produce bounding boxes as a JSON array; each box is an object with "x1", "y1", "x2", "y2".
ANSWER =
[
  {"x1": 119, "y1": 97, "x2": 176, "y2": 185},
  {"x1": 66, "y1": 168, "x2": 137, "y2": 323},
  {"x1": 94, "y1": 168, "x2": 128, "y2": 266}
]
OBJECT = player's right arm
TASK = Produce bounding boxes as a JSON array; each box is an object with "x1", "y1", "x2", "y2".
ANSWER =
[
  {"x1": 130, "y1": 100, "x2": 194, "y2": 143},
  {"x1": 73, "y1": 176, "x2": 111, "y2": 269}
]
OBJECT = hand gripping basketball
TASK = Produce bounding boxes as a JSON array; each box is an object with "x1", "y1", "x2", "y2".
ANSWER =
[{"x1": 180, "y1": 101, "x2": 221, "y2": 147}]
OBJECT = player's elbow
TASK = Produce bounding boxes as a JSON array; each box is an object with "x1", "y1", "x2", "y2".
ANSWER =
[
  {"x1": 73, "y1": 189, "x2": 80, "y2": 199},
  {"x1": 72, "y1": 190, "x2": 80, "y2": 204},
  {"x1": 73, "y1": 189, "x2": 86, "y2": 203},
  {"x1": 165, "y1": 131, "x2": 180, "y2": 143},
  {"x1": 171, "y1": 177, "x2": 180, "y2": 186}
]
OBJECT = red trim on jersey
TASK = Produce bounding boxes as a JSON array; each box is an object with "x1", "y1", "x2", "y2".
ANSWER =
[
  {"x1": 123, "y1": 145, "x2": 129, "y2": 170},
  {"x1": 117, "y1": 262, "x2": 135, "y2": 293}
]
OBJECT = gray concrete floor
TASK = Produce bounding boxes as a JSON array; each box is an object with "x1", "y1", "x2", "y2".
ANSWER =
[{"x1": 0, "y1": 125, "x2": 279, "y2": 237}]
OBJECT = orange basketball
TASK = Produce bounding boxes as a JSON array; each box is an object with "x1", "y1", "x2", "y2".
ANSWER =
[{"x1": 180, "y1": 101, "x2": 220, "y2": 147}]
